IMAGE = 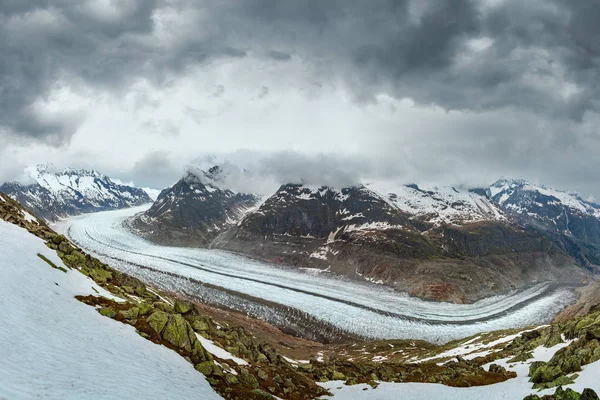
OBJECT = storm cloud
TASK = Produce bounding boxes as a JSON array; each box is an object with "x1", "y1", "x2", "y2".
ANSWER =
[{"x1": 1, "y1": 0, "x2": 600, "y2": 197}]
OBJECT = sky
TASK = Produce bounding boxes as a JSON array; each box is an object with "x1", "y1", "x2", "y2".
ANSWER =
[{"x1": 1, "y1": 0, "x2": 600, "y2": 198}]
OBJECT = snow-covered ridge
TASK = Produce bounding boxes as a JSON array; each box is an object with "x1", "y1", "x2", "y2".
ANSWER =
[
  {"x1": 490, "y1": 178, "x2": 600, "y2": 220},
  {"x1": 0, "y1": 165, "x2": 152, "y2": 221},
  {"x1": 367, "y1": 182, "x2": 505, "y2": 226}
]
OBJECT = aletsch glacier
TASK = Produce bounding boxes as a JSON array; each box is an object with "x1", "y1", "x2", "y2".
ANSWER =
[{"x1": 55, "y1": 206, "x2": 577, "y2": 343}]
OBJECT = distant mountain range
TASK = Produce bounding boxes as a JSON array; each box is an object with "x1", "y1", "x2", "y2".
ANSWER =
[
  {"x1": 128, "y1": 167, "x2": 599, "y2": 303},
  {"x1": 0, "y1": 165, "x2": 153, "y2": 221}
]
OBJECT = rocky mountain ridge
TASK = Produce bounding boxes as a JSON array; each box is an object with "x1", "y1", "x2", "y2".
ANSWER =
[
  {"x1": 489, "y1": 179, "x2": 600, "y2": 273},
  {"x1": 130, "y1": 166, "x2": 261, "y2": 246},
  {"x1": 0, "y1": 165, "x2": 152, "y2": 222},
  {"x1": 126, "y1": 168, "x2": 600, "y2": 302}
]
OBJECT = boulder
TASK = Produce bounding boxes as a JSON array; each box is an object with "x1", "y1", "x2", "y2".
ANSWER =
[
  {"x1": 98, "y1": 307, "x2": 116, "y2": 318},
  {"x1": 529, "y1": 362, "x2": 562, "y2": 383},
  {"x1": 174, "y1": 300, "x2": 192, "y2": 314},
  {"x1": 147, "y1": 310, "x2": 169, "y2": 335},
  {"x1": 331, "y1": 371, "x2": 346, "y2": 380},
  {"x1": 195, "y1": 361, "x2": 214, "y2": 376},
  {"x1": 162, "y1": 314, "x2": 194, "y2": 352},
  {"x1": 119, "y1": 307, "x2": 139, "y2": 320},
  {"x1": 192, "y1": 318, "x2": 210, "y2": 332},
  {"x1": 582, "y1": 388, "x2": 600, "y2": 400},
  {"x1": 137, "y1": 302, "x2": 154, "y2": 316},
  {"x1": 489, "y1": 364, "x2": 507, "y2": 374}
]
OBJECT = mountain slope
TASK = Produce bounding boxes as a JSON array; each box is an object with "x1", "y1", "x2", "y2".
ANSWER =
[
  {"x1": 490, "y1": 179, "x2": 600, "y2": 272},
  {"x1": 0, "y1": 165, "x2": 152, "y2": 221},
  {"x1": 368, "y1": 183, "x2": 505, "y2": 226},
  {"x1": 214, "y1": 183, "x2": 587, "y2": 303},
  {"x1": 130, "y1": 166, "x2": 260, "y2": 246}
]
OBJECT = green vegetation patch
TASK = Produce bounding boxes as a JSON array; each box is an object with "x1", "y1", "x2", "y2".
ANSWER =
[{"x1": 37, "y1": 253, "x2": 67, "y2": 273}]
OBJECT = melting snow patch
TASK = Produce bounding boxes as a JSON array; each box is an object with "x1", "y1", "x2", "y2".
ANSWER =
[
  {"x1": 195, "y1": 333, "x2": 248, "y2": 365},
  {"x1": 22, "y1": 210, "x2": 38, "y2": 223}
]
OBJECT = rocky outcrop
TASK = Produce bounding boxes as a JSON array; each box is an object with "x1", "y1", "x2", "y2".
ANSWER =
[{"x1": 524, "y1": 386, "x2": 599, "y2": 400}]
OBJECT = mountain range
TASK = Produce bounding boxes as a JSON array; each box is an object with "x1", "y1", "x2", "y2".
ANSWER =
[
  {"x1": 4, "y1": 164, "x2": 599, "y2": 303},
  {"x1": 123, "y1": 167, "x2": 599, "y2": 303},
  {"x1": 0, "y1": 165, "x2": 152, "y2": 222}
]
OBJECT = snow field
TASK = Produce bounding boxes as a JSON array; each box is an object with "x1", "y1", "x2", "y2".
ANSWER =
[{"x1": 0, "y1": 220, "x2": 221, "y2": 400}]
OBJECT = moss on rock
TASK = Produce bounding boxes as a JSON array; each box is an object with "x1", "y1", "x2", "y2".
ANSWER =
[{"x1": 147, "y1": 310, "x2": 169, "y2": 335}]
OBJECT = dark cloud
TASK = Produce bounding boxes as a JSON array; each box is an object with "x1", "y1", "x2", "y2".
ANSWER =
[
  {"x1": 125, "y1": 150, "x2": 183, "y2": 189},
  {"x1": 267, "y1": 51, "x2": 291, "y2": 61},
  {"x1": 2, "y1": 0, "x2": 600, "y2": 198},
  {"x1": 4, "y1": 0, "x2": 600, "y2": 142}
]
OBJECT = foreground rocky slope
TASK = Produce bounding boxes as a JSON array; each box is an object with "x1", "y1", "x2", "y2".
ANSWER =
[
  {"x1": 130, "y1": 166, "x2": 259, "y2": 246},
  {"x1": 0, "y1": 165, "x2": 152, "y2": 222}
]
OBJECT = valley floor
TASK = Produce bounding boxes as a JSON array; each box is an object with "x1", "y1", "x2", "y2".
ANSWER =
[
  {"x1": 0, "y1": 220, "x2": 221, "y2": 399},
  {"x1": 55, "y1": 206, "x2": 577, "y2": 344}
]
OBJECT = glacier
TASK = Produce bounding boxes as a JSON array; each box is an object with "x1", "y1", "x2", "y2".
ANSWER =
[{"x1": 55, "y1": 206, "x2": 578, "y2": 344}]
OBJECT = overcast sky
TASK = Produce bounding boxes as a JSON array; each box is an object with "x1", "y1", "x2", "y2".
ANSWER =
[{"x1": 1, "y1": 0, "x2": 599, "y2": 198}]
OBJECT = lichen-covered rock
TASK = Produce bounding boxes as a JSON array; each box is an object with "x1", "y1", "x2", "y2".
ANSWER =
[
  {"x1": 509, "y1": 352, "x2": 533, "y2": 363},
  {"x1": 250, "y1": 389, "x2": 275, "y2": 399},
  {"x1": 488, "y1": 364, "x2": 507, "y2": 374},
  {"x1": 137, "y1": 302, "x2": 154, "y2": 316},
  {"x1": 554, "y1": 386, "x2": 583, "y2": 400},
  {"x1": 192, "y1": 318, "x2": 210, "y2": 332},
  {"x1": 98, "y1": 307, "x2": 116, "y2": 318},
  {"x1": 240, "y1": 369, "x2": 260, "y2": 389},
  {"x1": 162, "y1": 314, "x2": 194, "y2": 352},
  {"x1": 147, "y1": 310, "x2": 169, "y2": 335},
  {"x1": 153, "y1": 301, "x2": 174, "y2": 313},
  {"x1": 89, "y1": 268, "x2": 112, "y2": 285},
  {"x1": 536, "y1": 373, "x2": 577, "y2": 390},
  {"x1": 529, "y1": 362, "x2": 563, "y2": 384},
  {"x1": 256, "y1": 368, "x2": 269, "y2": 380},
  {"x1": 544, "y1": 327, "x2": 564, "y2": 348},
  {"x1": 174, "y1": 300, "x2": 192, "y2": 314},
  {"x1": 331, "y1": 371, "x2": 346, "y2": 380},
  {"x1": 119, "y1": 307, "x2": 139, "y2": 320},
  {"x1": 195, "y1": 361, "x2": 214, "y2": 376}
]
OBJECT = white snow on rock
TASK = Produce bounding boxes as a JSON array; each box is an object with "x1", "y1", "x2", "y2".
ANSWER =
[
  {"x1": 415, "y1": 326, "x2": 547, "y2": 363},
  {"x1": 490, "y1": 179, "x2": 600, "y2": 220},
  {"x1": 21, "y1": 209, "x2": 38, "y2": 223},
  {"x1": 195, "y1": 333, "x2": 248, "y2": 365},
  {"x1": 0, "y1": 220, "x2": 221, "y2": 400},
  {"x1": 320, "y1": 345, "x2": 600, "y2": 399},
  {"x1": 368, "y1": 183, "x2": 505, "y2": 226}
]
